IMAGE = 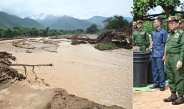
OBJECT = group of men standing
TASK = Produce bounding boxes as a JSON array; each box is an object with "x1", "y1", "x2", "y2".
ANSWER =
[{"x1": 133, "y1": 16, "x2": 184, "y2": 105}]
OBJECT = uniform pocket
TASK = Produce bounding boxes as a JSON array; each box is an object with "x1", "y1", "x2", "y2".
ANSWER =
[{"x1": 171, "y1": 38, "x2": 180, "y2": 45}]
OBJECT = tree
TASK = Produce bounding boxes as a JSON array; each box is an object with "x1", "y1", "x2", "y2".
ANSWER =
[
  {"x1": 180, "y1": 1, "x2": 184, "y2": 18},
  {"x1": 133, "y1": 0, "x2": 183, "y2": 21},
  {"x1": 5, "y1": 28, "x2": 14, "y2": 38},
  {"x1": 76, "y1": 29, "x2": 84, "y2": 34},
  {"x1": 0, "y1": 28, "x2": 5, "y2": 38},
  {"x1": 86, "y1": 24, "x2": 99, "y2": 34},
  {"x1": 42, "y1": 27, "x2": 50, "y2": 36},
  {"x1": 103, "y1": 15, "x2": 129, "y2": 31},
  {"x1": 29, "y1": 28, "x2": 40, "y2": 36}
]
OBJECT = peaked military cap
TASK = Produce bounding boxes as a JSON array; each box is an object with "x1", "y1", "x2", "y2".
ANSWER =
[
  {"x1": 167, "y1": 16, "x2": 179, "y2": 22},
  {"x1": 136, "y1": 20, "x2": 144, "y2": 23},
  {"x1": 133, "y1": 21, "x2": 136, "y2": 25}
]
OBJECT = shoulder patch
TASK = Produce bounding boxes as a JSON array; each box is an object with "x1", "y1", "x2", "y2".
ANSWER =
[
  {"x1": 168, "y1": 34, "x2": 170, "y2": 39},
  {"x1": 179, "y1": 30, "x2": 183, "y2": 34}
]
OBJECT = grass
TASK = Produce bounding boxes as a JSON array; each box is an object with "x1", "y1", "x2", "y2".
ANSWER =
[{"x1": 96, "y1": 42, "x2": 118, "y2": 50}]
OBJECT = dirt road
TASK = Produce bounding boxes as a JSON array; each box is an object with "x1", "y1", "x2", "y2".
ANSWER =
[{"x1": 133, "y1": 87, "x2": 184, "y2": 109}]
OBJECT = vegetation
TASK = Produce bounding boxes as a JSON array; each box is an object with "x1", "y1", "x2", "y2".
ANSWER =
[
  {"x1": 180, "y1": 1, "x2": 184, "y2": 18},
  {"x1": 0, "y1": 27, "x2": 85, "y2": 38},
  {"x1": 0, "y1": 13, "x2": 132, "y2": 39},
  {"x1": 103, "y1": 15, "x2": 129, "y2": 31},
  {"x1": 143, "y1": 17, "x2": 168, "y2": 34},
  {"x1": 93, "y1": 15, "x2": 132, "y2": 50},
  {"x1": 86, "y1": 24, "x2": 99, "y2": 34},
  {"x1": 96, "y1": 42, "x2": 118, "y2": 50},
  {"x1": 133, "y1": 0, "x2": 184, "y2": 31},
  {"x1": 133, "y1": 0, "x2": 183, "y2": 21}
]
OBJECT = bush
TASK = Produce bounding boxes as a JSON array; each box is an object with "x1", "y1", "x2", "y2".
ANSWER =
[{"x1": 96, "y1": 43, "x2": 118, "y2": 50}]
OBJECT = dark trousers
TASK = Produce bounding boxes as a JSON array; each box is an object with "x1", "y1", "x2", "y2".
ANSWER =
[{"x1": 151, "y1": 57, "x2": 165, "y2": 88}]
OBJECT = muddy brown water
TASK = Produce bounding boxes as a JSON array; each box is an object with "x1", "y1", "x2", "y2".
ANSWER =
[{"x1": 0, "y1": 38, "x2": 132, "y2": 109}]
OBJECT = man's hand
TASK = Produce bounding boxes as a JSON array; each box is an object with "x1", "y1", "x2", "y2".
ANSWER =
[
  {"x1": 176, "y1": 61, "x2": 182, "y2": 69},
  {"x1": 162, "y1": 55, "x2": 165, "y2": 61},
  {"x1": 146, "y1": 48, "x2": 151, "y2": 51}
]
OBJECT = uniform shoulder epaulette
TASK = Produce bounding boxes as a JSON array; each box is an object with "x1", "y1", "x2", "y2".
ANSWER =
[
  {"x1": 176, "y1": 28, "x2": 183, "y2": 34},
  {"x1": 143, "y1": 29, "x2": 147, "y2": 32},
  {"x1": 179, "y1": 30, "x2": 183, "y2": 34}
]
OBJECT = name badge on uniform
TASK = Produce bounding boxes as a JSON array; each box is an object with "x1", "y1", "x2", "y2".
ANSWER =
[
  {"x1": 174, "y1": 33, "x2": 179, "y2": 38},
  {"x1": 141, "y1": 32, "x2": 144, "y2": 35},
  {"x1": 167, "y1": 34, "x2": 170, "y2": 42}
]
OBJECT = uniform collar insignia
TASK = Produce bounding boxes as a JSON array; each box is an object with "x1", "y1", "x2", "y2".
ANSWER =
[{"x1": 174, "y1": 30, "x2": 177, "y2": 33}]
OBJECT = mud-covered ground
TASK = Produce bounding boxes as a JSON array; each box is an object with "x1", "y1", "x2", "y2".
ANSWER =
[
  {"x1": 0, "y1": 35, "x2": 132, "y2": 109},
  {"x1": 0, "y1": 82, "x2": 124, "y2": 109}
]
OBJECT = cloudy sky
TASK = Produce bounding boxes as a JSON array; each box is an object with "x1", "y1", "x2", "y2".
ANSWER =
[{"x1": 0, "y1": 0, "x2": 133, "y2": 19}]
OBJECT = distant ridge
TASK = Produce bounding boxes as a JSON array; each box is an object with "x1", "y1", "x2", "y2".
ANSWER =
[
  {"x1": 0, "y1": 11, "x2": 44, "y2": 29},
  {"x1": 0, "y1": 11, "x2": 133, "y2": 30}
]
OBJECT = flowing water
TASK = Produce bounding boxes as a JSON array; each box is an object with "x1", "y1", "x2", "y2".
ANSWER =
[{"x1": 0, "y1": 38, "x2": 133, "y2": 109}]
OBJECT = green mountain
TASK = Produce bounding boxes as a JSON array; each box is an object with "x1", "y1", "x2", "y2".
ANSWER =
[
  {"x1": 0, "y1": 11, "x2": 132, "y2": 30},
  {"x1": 86, "y1": 16, "x2": 107, "y2": 27},
  {"x1": 36, "y1": 15, "x2": 103, "y2": 30},
  {"x1": 0, "y1": 11, "x2": 44, "y2": 29}
]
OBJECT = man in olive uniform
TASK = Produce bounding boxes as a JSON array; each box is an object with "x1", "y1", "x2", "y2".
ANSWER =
[
  {"x1": 179, "y1": 19, "x2": 184, "y2": 30},
  {"x1": 133, "y1": 21, "x2": 137, "y2": 30},
  {"x1": 163, "y1": 16, "x2": 184, "y2": 105},
  {"x1": 133, "y1": 20, "x2": 150, "y2": 51}
]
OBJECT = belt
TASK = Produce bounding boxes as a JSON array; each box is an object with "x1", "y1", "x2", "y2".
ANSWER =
[{"x1": 135, "y1": 43, "x2": 144, "y2": 46}]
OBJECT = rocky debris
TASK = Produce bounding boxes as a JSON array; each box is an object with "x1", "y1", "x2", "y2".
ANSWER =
[
  {"x1": 11, "y1": 38, "x2": 60, "y2": 53},
  {"x1": 71, "y1": 34, "x2": 96, "y2": 45},
  {"x1": 95, "y1": 30, "x2": 132, "y2": 50},
  {"x1": 69, "y1": 31, "x2": 132, "y2": 50}
]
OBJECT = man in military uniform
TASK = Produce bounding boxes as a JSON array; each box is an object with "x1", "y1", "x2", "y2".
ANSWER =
[
  {"x1": 133, "y1": 21, "x2": 137, "y2": 30},
  {"x1": 179, "y1": 19, "x2": 184, "y2": 30},
  {"x1": 133, "y1": 20, "x2": 150, "y2": 51},
  {"x1": 150, "y1": 18, "x2": 167, "y2": 91},
  {"x1": 163, "y1": 16, "x2": 184, "y2": 105}
]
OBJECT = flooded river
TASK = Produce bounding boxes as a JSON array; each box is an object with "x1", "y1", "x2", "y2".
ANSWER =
[{"x1": 0, "y1": 38, "x2": 132, "y2": 109}]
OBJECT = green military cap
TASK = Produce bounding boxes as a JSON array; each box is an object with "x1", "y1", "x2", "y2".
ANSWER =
[
  {"x1": 133, "y1": 21, "x2": 136, "y2": 25},
  {"x1": 179, "y1": 19, "x2": 184, "y2": 23},
  {"x1": 136, "y1": 20, "x2": 144, "y2": 23},
  {"x1": 167, "y1": 16, "x2": 179, "y2": 22}
]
